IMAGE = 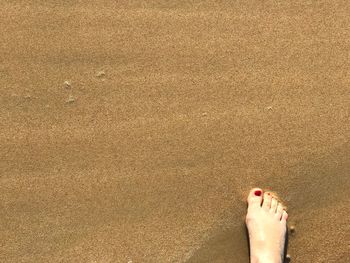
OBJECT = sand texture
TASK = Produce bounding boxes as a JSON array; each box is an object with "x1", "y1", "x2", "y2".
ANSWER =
[{"x1": 1, "y1": 1, "x2": 349, "y2": 262}]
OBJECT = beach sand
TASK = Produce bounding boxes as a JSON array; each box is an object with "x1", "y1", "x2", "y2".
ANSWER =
[{"x1": 0, "y1": 1, "x2": 349, "y2": 262}]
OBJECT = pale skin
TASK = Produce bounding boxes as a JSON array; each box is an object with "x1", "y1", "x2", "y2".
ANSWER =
[{"x1": 245, "y1": 188, "x2": 288, "y2": 263}]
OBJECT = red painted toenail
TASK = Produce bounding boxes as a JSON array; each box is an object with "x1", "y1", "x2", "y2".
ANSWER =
[{"x1": 254, "y1": 190, "x2": 262, "y2": 196}]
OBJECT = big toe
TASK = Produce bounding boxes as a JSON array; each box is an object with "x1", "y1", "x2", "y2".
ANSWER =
[{"x1": 247, "y1": 188, "x2": 263, "y2": 207}]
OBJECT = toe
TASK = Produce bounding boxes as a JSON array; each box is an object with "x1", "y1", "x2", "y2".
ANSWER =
[
  {"x1": 281, "y1": 211, "x2": 288, "y2": 222},
  {"x1": 262, "y1": 192, "x2": 272, "y2": 210},
  {"x1": 247, "y1": 188, "x2": 263, "y2": 207},
  {"x1": 270, "y1": 197, "x2": 278, "y2": 212},
  {"x1": 276, "y1": 204, "x2": 284, "y2": 218}
]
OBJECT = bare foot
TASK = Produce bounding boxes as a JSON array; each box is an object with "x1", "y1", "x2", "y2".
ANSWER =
[{"x1": 245, "y1": 188, "x2": 288, "y2": 263}]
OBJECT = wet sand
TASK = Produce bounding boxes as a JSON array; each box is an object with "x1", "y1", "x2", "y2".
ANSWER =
[{"x1": 0, "y1": 1, "x2": 349, "y2": 262}]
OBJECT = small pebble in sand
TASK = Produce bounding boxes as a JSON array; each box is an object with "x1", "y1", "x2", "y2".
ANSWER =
[
  {"x1": 266, "y1": 106, "x2": 273, "y2": 110},
  {"x1": 285, "y1": 254, "x2": 291, "y2": 262},
  {"x1": 24, "y1": 94, "x2": 31, "y2": 99},
  {"x1": 96, "y1": 70, "x2": 106, "y2": 78},
  {"x1": 290, "y1": 225, "x2": 296, "y2": 234},
  {"x1": 63, "y1": 81, "x2": 71, "y2": 89},
  {"x1": 66, "y1": 95, "x2": 76, "y2": 104},
  {"x1": 202, "y1": 112, "x2": 208, "y2": 116}
]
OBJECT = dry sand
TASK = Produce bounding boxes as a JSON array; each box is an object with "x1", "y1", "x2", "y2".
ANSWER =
[{"x1": 0, "y1": 1, "x2": 349, "y2": 262}]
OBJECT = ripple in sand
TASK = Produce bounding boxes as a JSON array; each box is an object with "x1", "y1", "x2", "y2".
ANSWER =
[
  {"x1": 96, "y1": 70, "x2": 106, "y2": 78},
  {"x1": 289, "y1": 225, "x2": 296, "y2": 234},
  {"x1": 66, "y1": 95, "x2": 76, "y2": 104},
  {"x1": 63, "y1": 80, "x2": 71, "y2": 89}
]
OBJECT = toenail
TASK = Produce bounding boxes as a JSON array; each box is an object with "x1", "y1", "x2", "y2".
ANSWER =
[{"x1": 254, "y1": 190, "x2": 262, "y2": 196}]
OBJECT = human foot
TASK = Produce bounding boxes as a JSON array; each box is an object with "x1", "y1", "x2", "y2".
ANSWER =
[{"x1": 245, "y1": 188, "x2": 288, "y2": 263}]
